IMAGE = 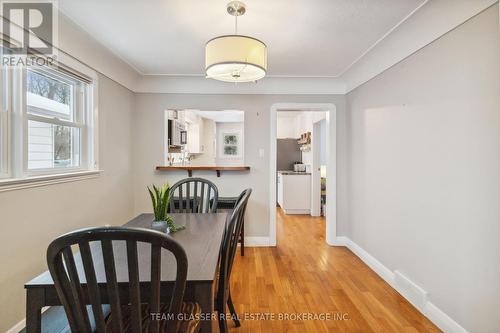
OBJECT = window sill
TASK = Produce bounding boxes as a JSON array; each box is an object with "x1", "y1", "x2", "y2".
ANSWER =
[{"x1": 0, "y1": 170, "x2": 102, "y2": 193}]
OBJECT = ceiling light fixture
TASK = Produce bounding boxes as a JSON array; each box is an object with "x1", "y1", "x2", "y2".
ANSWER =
[{"x1": 205, "y1": 1, "x2": 267, "y2": 83}]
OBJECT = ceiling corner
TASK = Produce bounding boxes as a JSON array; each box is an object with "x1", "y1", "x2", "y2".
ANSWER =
[{"x1": 341, "y1": 0, "x2": 498, "y2": 94}]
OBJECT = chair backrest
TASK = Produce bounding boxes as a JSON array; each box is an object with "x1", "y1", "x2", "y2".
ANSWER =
[
  {"x1": 46, "y1": 227, "x2": 188, "y2": 333},
  {"x1": 218, "y1": 189, "x2": 252, "y2": 294},
  {"x1": 169, "y1": 177, "x2": 219, "y2": 213}
]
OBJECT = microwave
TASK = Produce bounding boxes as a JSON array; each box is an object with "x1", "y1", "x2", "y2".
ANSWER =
[{"x1": 168, "y1": 119, "x2": 187, "y2": 147}]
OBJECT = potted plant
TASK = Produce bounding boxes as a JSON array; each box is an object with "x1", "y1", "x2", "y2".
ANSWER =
[{"x1": 147, "y1": 183, "x2": 185, "y2": 233}]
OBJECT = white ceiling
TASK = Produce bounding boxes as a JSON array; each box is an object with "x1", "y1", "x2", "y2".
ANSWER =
[{"x1": 59, "y1": 0, "x2": 425, "y2": 77}]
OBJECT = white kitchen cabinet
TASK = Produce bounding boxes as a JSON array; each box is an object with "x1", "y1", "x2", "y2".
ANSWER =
[
  {"x1": 277, "y1": 172, "x2": 311, "y2": 214},
  {"x1": 187, "y1": 122, "x2": 204, "y2": 154},
  {"x1": 277, "y1": 173, "x2": 284, "y2": 207},
  {"x1": 185, "y1": 112, "x2": 204, "y2": 154},
  {"x1": 183, "y1": 109, "x2": 198, "y2": 123}
]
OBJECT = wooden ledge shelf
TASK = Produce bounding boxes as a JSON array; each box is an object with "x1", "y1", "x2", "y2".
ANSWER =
[{"x1": 155, "y1": 166, "x2": 250, "y2": 177}]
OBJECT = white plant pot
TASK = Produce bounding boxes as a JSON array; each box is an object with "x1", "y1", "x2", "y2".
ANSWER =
[{"x1": 151, "y1": 220, "x2": 170, "y2": 234}]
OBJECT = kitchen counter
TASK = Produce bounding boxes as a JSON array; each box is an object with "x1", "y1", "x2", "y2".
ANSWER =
[
  {"x1": 277, "y1": 172, "x2": 311, "y2": 214},
  {"x1": 277, "y1": 170, "x2": 311, "y2": 175},
  {"x1": 156, "y1": 165, "x2": 250, "y2": 177}
]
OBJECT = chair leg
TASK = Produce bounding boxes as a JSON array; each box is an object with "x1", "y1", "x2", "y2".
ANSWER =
[
  {"x1": 240, "y1": 218, "x2": 245, "y2": 256},
  {"x1": 218, "y1": 302, "x2": 228, "y2": 333},
  {"x1": 227, "y1": 291, "x2": 241, "y2": 327}
]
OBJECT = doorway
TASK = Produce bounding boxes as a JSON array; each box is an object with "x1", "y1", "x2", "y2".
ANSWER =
[{"x1": 269, "y1": 103, "x2": 337, "y2": 246}]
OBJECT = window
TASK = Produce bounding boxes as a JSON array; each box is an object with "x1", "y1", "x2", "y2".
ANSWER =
[
  {"x1": 222, "y1": 133, "x2": 239, "y2": 156},
  {"x1": 0, "y1": 63, "x2": 97, "y2": 187},
  {"x1": 26, "y1": 68, "x2": 84, "y2": 171}
]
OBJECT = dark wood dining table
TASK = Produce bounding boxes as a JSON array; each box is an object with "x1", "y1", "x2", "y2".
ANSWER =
[{"x1": 24, "y1": 213, "x2": 228, "y2": 333}]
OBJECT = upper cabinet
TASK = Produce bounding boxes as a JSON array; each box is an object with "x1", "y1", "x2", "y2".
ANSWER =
[
  {"x1": 183, "y1": 109, "x2": 197, "y2": 124},
  {"x1": 184, "y1": 110, "x2": 204, "y2": 154},
  {"x1": 187, "y1": 121, "x2": 204, "y2": 154}
]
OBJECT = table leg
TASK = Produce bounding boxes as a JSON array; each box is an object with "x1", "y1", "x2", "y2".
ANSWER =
[
  {"x1": 26, "y1": 288, "x2": 44, "y2": 333},
  {"x1": 195, "y1": 283, "x2": 214, "y2": 333},
  {"x1": 240, "y1": 218, "x2": 245, "y2": 256}
]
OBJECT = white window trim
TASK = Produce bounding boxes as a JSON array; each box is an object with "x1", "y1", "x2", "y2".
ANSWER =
[
  {"x1": 0, "y1": 52, "x2": 100, "y2": 191},
  {"x1": 24, "y1": 68, "x2": 87, "y2": 176},
  {"x1": 0, "y1": 68, "x2": 10, "y2": 179},
  {"x1": 0, "y1": 170, "x2": 102, "y2": 192}
]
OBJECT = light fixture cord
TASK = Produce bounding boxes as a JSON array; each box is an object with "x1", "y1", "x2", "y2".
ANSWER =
[{"x1": 235, "y1": 15, "x2": 238, "y2": 35}]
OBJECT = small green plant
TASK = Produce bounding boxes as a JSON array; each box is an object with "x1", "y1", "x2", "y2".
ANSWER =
[{"x1": 147, "y1": 183, "x2": 185, "y2": 232}]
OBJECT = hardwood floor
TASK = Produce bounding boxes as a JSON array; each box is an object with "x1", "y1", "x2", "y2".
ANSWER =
[{"x1": 226, "y1": 208, "x2": 441, "y2": 333}]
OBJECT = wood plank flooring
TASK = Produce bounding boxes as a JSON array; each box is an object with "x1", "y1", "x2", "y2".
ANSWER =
[{"x1": 226, "y1": 209, "x2": 441, "y2": 333}]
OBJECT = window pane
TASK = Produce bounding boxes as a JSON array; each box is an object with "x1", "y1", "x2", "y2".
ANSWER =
[
  {"x1": 224, "y1": 134, "x2": 238, "y2": 145},
  {"x1": 27, "y1": 70, "x2": 73, "y2": 121},
  {"x1": 224, "y1": 145, "x2": 238, "y2": 155},
  {"x1": 28, "y1": 120, "x2": 80, "y2": 170}
]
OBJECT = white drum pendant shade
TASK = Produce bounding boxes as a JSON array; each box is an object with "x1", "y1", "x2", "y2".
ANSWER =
[{"x1": 205, "y1": 35, "x2": 267, "y2": 82}]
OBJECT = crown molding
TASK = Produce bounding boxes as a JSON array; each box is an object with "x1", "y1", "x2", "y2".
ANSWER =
[
  {"x1": 48, "y1": 1, "x2": 499, "y2": 95},
  {"x1": 57, "y1": 13, "x2": 141, "y2": 91},
  {"x1": 342, "y1": 0, "x2": 499, "y2": 93},
  {"x1": 133, "y1": 0, "x2": 497, "y2": 95},
  {"x1": 338, "y1": 0, "x2": 430, "y2": 78},
  {"x1": 134, "y1": 75, "x2": 346, "y2": 95}
]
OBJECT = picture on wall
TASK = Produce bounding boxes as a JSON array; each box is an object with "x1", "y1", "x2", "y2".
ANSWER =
[{"x1": 223, "y1": 133, "x2": 239, "y2": 156}]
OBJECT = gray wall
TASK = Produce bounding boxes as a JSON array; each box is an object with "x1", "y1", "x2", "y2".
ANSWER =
[
  {"x1": 0, "y1": 75, "x2": 136, "y2": 331},
  {"x1": 132, "y1": 94, "x2": 348, "y2": 238},
  {"x1": 346, "y1": 6, "x2": 500, "y2": 332}
]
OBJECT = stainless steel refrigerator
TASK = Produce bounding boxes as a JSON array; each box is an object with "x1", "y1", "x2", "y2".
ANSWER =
[{"x1": 277, "y1": 139, "x2": 301, "y2": 171}]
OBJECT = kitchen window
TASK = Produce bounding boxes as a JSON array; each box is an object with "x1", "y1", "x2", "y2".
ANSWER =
[
  {"x1": 0, "y1": 63, "x2": 98, "y2": 189},
  {"x1": 222, "y1": 133, "x2": 240, "y2": 157}
]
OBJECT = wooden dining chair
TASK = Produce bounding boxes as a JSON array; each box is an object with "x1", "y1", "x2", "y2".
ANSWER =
[
  {"x1": 169, "y1": 177, "x2": 219, "y2": 213},
  {"x1": 216, "y1": 188, "x2": 252, "y2": 333},
  {"x1": 46, "y1": 226, "x2": 201, "y2": 333}
]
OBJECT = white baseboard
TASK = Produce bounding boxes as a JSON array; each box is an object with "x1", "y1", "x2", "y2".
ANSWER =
[
  {"x1": 330, "y1": 236, "x2": 349, "y2": 246},
  {"x1": 6, "y1": 318, "x2": 25, "y2": 333},
  {"x1": 424, "y1": 302, "x2": 468, "y2": 333},
  {"x1": 345, "y1": 238, "x2": 394, "y2": 284},
  {"x1": 244, "y1": 236, "x2": 271, "y2": 247},
  {"x1": 340, "y1": 237, "x2": 468, "y2": 333},
  {"x1": 394, "y1": 270, "x2": 428, "y2": 311},
  {"x1": 282, "y1": 209, "x2": 310, "y2": 215},
  {"x1": 6, "y1": 306, "x2": 50, "y2": 333}
]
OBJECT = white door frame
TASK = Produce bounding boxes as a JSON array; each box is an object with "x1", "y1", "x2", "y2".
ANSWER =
[
  {"x1": 311, "y1": 120, "x2": 322, "y2": 217},
  {"x1": 269, "y1": 103, "x2": 338, "y2": 246}
]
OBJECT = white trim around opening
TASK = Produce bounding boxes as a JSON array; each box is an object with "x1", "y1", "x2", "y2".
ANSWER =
[{"x1": 269, "y1": 103, "x2": 341, "y2": 246}]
